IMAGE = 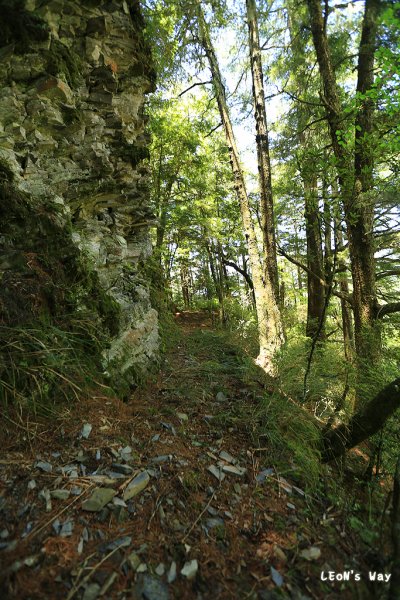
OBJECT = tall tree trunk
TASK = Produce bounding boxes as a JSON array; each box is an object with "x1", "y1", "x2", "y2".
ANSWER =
[
  {"x1": 197, "y1": 2, "x2": 283, "y2": 374},
  {"x1": 322, "y1": 178, "x2": 333, "y2": 282},
  {"x1": 180, "y1": 261, "x2": 191, "y2": 310},
  {"x1": 246, "y1": 0, "x2": 279, "y2": 302},
  {"x1": 334, "y1": 211, "x2": 355, "y2": 363},
  {"x1": 306, "y1": 0, "x2": 381, "y2": 363},
  {"x1": 304, "y1": 172, "x2": 325, "y2": 339}
]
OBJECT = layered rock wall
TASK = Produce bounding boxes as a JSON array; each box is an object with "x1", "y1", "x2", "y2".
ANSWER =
[{"x1": 0, "y1": 0, "x2": 158, "y2": 397}]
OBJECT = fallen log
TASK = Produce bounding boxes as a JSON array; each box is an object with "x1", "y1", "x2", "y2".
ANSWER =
[{"x1": 321, "y1": 378, "x2": 400, "y2": 462}]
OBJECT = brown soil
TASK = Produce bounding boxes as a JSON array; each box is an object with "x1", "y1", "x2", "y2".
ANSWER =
[{"x1": 0, "y1": 311, "x2": 390, "y2": 599}]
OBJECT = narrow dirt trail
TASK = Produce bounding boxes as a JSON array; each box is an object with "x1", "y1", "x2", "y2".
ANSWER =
[{"x1": 0, "y1": 312, "x2": 378, "y2": 599}]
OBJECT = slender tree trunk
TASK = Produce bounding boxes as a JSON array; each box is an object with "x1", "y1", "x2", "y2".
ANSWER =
[
  {"x1": 180, "y1": 261, "x2": 191, "y2": 310},
  {"x1": 304, "y1": 173, "x2": 325, "y2": 339},
  {"x1": 306, "y1": 0, "x2": 381, "y2": 364},
  {"x1": 334, "y1": 215, "x2": 355, "y2": 362},
  {"x1": 294, "y1": 226, "x2": 303, "y2": 290},
  {"x1": 197, "y1": 2, "x2": 283, "y2": 374},
  {"x1": 322, "y1": 179, "x2": 333, "y2": 282},
  {"x1": 246, "y1": 0, "x2": 279, "y2": 302}
]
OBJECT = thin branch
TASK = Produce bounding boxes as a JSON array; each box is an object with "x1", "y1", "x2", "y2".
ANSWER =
[
  {"x1": 278, "y1": 246, "x2": 352, "y2": 305},
  {"x1": 178, "y1": 81, "x2": 212, "y2": 97},
  {"x1": 376, "y1": 269, "x2": 400, "y2": 281},
  {"x1": 222, "y1": 259, "x2": 254, "y2": 289},
  {"x1": 204, "y1": 122, "x2": 222, "y2": 138},
  {"x1": 377, "y1": 302, "x2": 400, "y2": 318}
]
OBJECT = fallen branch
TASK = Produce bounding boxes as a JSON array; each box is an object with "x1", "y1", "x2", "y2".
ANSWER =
[{"x1": 321, "y1": 378, "x2": 400, "y2": 462}]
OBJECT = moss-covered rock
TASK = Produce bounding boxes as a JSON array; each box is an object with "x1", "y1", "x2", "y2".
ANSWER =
[{"x1": 0, "y1": 0, "x2": 159, "y2": 409}]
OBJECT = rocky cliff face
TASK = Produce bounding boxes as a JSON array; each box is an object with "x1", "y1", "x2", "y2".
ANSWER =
[{"x1": 0, "y1": 0, "x2": 158, "y2": 401}]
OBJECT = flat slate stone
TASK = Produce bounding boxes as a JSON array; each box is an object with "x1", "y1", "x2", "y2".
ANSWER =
[
  {"x1": 221, "y1": 464, "x2": 246, "y2": 477},
  {"x1": 219, "y1": 450, "x2": 236, "y2": 464},
  {"x1": 181, "y1": 559, "x2": 198, "y2": 580},
  {"x1": 207, "y1": 465, "x2": 225, "y2": 482},
  {"x1": 134, "y1": 575, "x2": 169, "y2": 600},
  {"x1": 123, "y1": 471, "x2": 150, "y2": 501},
  {"x1": 51, "y1": 489, "x2": 70, "y2": 500},
  {"x1": 111, "y1": 463, "x2": 134, "y2": 475},
  {"x1": 82, "y1": 488, "x2": 116, "y2": 512}
]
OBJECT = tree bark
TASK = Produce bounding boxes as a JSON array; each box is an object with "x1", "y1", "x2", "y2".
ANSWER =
[
  {"x1": 304, "y1": 173, "x2": 326, "y2": 339},
  {"x1": 321, "y1": 377, "x2": 400, "y2": 462},
  {"x1": 306, "y1": 0, "x2": 381, "y2": 364},
  {"x1": 180, "y1": 261, "x2": 191, "y2": 309},
  {"x1": 335, "y1": 215, "x2": 355, "y2": 362},
  {"x1": 197, "y1": 2, "x2": 283, "y2": 374},
  {"x1": 246, "y1": 0, "x2": 279, "y2": 302}
]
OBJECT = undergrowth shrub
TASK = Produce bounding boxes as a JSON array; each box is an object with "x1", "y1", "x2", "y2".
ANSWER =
[
  {"x1": 223, "y1": 298, "x2": 258, "y2": 355},
  {"x1": 257, "y1": 391, "x2": 322, "y2": 491},
  {"x1": 0, "y1": 317, "x2": 108, "y2": 414}
]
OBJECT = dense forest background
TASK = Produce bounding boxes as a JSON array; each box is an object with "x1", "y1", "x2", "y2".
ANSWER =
[{"x1": 144, "y1": 0, "x2": 400, "y2": 457}]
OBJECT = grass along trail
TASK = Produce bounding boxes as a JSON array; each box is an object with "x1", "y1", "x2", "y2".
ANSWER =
[{"x1": 0, "y1": 311, "x2": 385, "y2": 599}]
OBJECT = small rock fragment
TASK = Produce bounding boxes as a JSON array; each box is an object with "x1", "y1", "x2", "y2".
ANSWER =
[
  {"x1": 299, "y1": 546, "x2": 321, "y2": 561},
  {"x1": 77, "y1": 537, "x2": 84, "y2": 554},
  {"x1": 82, "y1": 583, "x2": 101, "y2": 600},
  {"x1": 51, "y1": 489, "x2": 70, "y2": 500},
  {"x1": 135, "y1": 575, "x2": 169, "y2": 600},
  {"x1": 177, "y1": 412, "x2": 188, "y2": 421},
  {"x1": 155, "y1": 563, "x2": 165, "y2": 576},
  {"x1": 81, "y1": 424, "x2": 93, "y2": 439},
  {"x1": 28, "y1": 480, "x2": 37, "y2": 490},
  {"x1": 24, "y1": 555, "x2": 39, "y2": 567},
  {"x1": 167, "y1": 561, "x2": 177, "y2": 583},
  {"x1": 205, "y1": 517, "x2": 224, "y2": 529},
  {"x1": 39, "y1": 488, "x2": 52, "y2": 512},
  {"x1": 256, "y1": 468, "x2": 274, "y2": 483},
  {"x1": 278, "y1": 476, "x2": 292, "y2": 494},
  {"x1": 36, "y1": 461, "x2": 52, "y2": 473},
  {"x1": 112, "y1": 497, "x2": 127, "y2": 507},
  {"x1": 216, "y1": 392, "x2": 227, "y2": 402},
  {"x1": 82, "y1": 488, "x2": 116, "y2": 512},
  {"x1": 181, "y1": 559, "x2": 198, "y2": 580},
  {"x1": 127, "y1": 551, "x2": 141, "y2": 571},
  {"x1": 150, "y1": 455, "x2": 171, "y2": 464},
  {"x1": 221, "y1": 464, "x2": 246, "y2": 477},
  {"x1": 207, "y1": 465, "x2": 225, "y2": 482},
  {"x1": 219, "y1": 450, "x2": 236, "y2": 464},
  {"x1": 136, "y1": 563, "x2": 147, "y2": 573},
  {"x1": 111, "y1": 463, "x2": 134, "y2": 475},
  {"x1": 271, "y1": 566, "x2": 284, "y2": 587},
  {"x1": 123, "y1": 471, "x2": 150, "y2": 501},
  {"x1": 101, "y1": 536, "x2": 132, "y2": 552},
  {"x1": 60, "y1": 519, "x2": 74, "y2": 537}
]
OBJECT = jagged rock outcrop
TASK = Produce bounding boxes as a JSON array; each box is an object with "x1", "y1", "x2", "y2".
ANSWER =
[{"x1": 0, "y1": 0, "x2": 158, "y2": 402}]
